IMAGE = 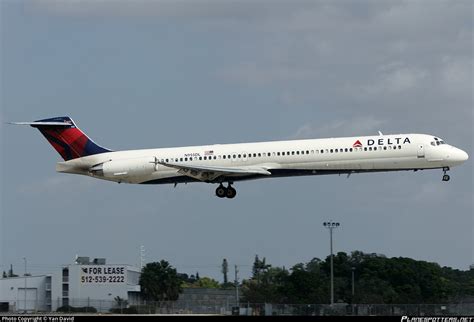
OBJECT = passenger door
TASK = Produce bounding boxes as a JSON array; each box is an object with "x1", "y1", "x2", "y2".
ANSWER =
[{"x1": 417, "y1": 144, "x2": 425, "y2": 158}]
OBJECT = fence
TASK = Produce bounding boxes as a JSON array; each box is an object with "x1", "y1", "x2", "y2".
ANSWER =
[{"x1": 2, "y1": 299, "x2": 474, "y2": 316}]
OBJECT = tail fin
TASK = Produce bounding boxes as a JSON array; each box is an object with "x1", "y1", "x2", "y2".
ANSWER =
[{"x1": 11, "y1": 116, "x2": 112, "y2": 161}]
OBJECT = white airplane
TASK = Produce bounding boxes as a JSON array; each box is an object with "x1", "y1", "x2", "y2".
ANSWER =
[{"x1": 11, "y1": 116, "x2": 468, "y2": 199}]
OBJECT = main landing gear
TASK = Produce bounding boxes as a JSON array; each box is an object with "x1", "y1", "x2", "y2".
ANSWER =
[
  {"x1": 442, "y1": 167, "x2": 450, "y2": 182},
  {"x1": 215, "y1": 183, "x2": 237, "y2": 199}
]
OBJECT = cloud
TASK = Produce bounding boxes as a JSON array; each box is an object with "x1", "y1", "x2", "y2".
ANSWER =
[
  {"x1": 360, "y1": 62, "x2": 429, "y2": 97},
  {"x1": 291, "y1": 116, "x2": 387, "y2": 139},
  {"x1": 28, "y1": 0, "x2": 296, "y2": 21},
  {"x1": 439, "y1": 56, "x2": 473, "y2": 97},
  {"x1": 217, "y1": 62, "x2": 316, "y2": 87}
]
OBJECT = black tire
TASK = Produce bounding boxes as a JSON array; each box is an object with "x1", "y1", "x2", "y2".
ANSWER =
[
  {"x1": 216, "y1": 186, "x2": 227, "y2": 198},
  {"x1": 443, "y1": 175, "x2": 450, "y2": 182},
  {"x1": 226, "y1": 187, "x2": 237, "y2": 199}
]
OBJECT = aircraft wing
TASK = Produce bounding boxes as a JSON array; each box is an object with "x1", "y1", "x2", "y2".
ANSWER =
[{"x1": 157, "y1": 160, "x2": 271, "y2": 182}]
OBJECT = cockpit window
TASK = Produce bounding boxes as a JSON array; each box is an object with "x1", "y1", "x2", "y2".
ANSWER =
[{"x1": 431, "y1": 137, "x2": 446, "y2": 146}]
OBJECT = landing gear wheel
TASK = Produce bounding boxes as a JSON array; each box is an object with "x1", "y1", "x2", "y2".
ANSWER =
[
  {"x1": 226, "y1": 186, "x2": 237, "y2": 199},
  {"x1": 215, "y1": 185, "x2": 227, "y2": 198},
  {"x1": 442, "y1": 167, "x2": 450, "y2": 182}
]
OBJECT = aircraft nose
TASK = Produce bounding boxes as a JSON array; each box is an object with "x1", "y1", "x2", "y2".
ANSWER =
[{"x1": 452, "y1": 148, "x2": 469, "y2": 163}]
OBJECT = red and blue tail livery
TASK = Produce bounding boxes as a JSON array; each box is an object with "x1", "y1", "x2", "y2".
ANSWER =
[{"x1": 12, "y1": 116, "x2": 111, "y2": 161}]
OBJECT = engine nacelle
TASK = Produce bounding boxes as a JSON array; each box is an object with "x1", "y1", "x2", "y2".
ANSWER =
[{"x1": 90, "y1": 157, "x2": 156, "y2": 181}]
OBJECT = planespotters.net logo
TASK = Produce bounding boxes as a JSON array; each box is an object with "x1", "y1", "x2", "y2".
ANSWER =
[{"x1": 401, "y1": 316, "x2": 474, "y2": 322}]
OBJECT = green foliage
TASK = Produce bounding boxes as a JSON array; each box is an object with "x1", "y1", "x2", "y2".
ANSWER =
[
  {"x1": 243, "y1": 266, "x2": 289, "y2": 303},
  {"x1": 241, "y1": 251, "x2": 474, "y2": 304},
  {"x1": 182, "y1": 276, "x2": 221, "y2": 289},
  {"x1": 139, "y1": 260, "x2": 183, "y2": 301}
]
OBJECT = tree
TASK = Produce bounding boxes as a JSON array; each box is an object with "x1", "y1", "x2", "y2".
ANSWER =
[
  {"x1": 245, "y1": 251, "x2": 474, "y2": 305},
  {"x1": 196, "y1": 277, "x2": 220, "y2": 288},
  {"x1": 181, "y1": 276, "x2": 221, "y2": 289},
  {"x1": 139, "y1": 260, "x2": 183, "y2": 301},
  {"x1": 252, "y1": 255, "x2": 271, "y2": 285},
  {"x1": 222, "y1": 259, "x2": 229, "y2": 284},
  {"x1": 8, "y1": 264, "x2": 18, "y2": 278}
]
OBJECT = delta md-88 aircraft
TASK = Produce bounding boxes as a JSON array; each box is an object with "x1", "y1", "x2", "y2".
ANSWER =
[{"x1": 11, "y1": 116, "x2": 468, "y2": 199}]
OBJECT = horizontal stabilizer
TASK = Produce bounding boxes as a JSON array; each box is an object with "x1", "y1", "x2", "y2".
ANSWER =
[{"x1": 9, "y1": 121, "x2": 73, "y2": 127}]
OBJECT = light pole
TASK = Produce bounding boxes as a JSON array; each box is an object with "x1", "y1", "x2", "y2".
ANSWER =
[
  {"x1": 23, "y1": 257, "x2": 27, "y2": 312},
  {"x1": 234, "y1": 265, "x2": 239, "y2": 307},
  {"x1": 323, "y1": 221, "x2": 340, "y2": 306},
  {"x1": 351, "y1": 267, "x2": 355, "y2": 299}
]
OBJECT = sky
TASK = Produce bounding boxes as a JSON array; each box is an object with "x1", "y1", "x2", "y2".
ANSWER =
[{"x1": 0, "y1": 0, "x2": 472, "y2": 283}]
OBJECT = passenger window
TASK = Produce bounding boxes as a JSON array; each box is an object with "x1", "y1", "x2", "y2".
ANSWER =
[
  {"x1": 277, "y1": 152, "x2": 281, "y2": 156},
  {"x1": 364, "y1": 147, "x2": 367, "y2": 151},
  {"x1": 330, "y1": 149, "x2": 333, "y2": 153},
  {"x1": 349, "y1": 148, "x2": 353, "y2": 152},
  {"x1": 267, "y1": 153, "x2": 271, "y2": 157},
  {"x1": 258, "y1": 153, "x2": 261, "y2": 157},
  {"x1": 320, "y1": 150, "x2": 324, "y2": 154},
  {"x1": 374, "y1": 147, "x2": 377, "y2": 151},
  {"x1": 166, "y1": 159, "x2": 169, "y2": 162}
]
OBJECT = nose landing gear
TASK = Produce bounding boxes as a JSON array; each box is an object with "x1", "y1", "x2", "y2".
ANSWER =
[
  {"x1": 442, "y1": 167, "x2": 450, "y2": 182},
  {"x1": 215, "y1": 183, "x2": 237, "y2": 199}
]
